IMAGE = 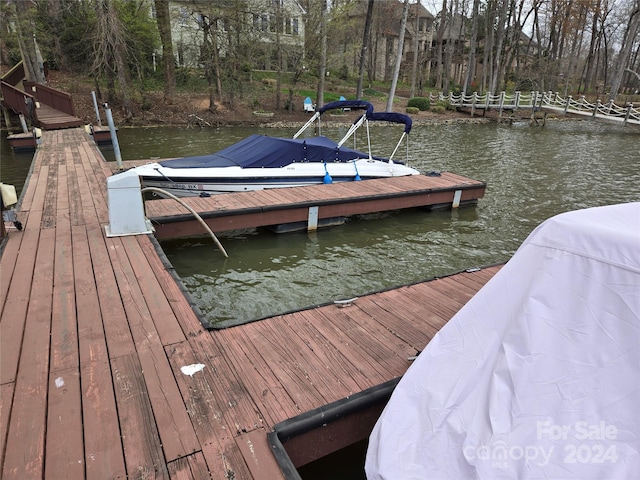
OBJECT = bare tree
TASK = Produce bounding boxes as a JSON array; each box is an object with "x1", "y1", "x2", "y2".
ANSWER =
[
  {"x1": 316, "y1": 0, "x2": 328, "y2": 109},
  {"x1": 200, "y1": 13, "x2": 218, "y2": 112},
  {"x1": 609, "y1": 0, "x2": 640, "y2": 98},
  {"x1": 92, "y1": 0, "x2": 134, "y2": 118},
  {"x1": 409, "y1": 4, "x2": 420, "y2": 97},
  {"x1": 387, "y1": 0, "x2": 410, "y2": 111},
  {"x1": 12, "y1": 1, "x2": 46, "y2": 83},
  {"x1": 154, "y1": 0, "x2": 176, "y2": 104},
  {"x1": 463, "y1": 0, "x2": 480, "y2": 93},
  {"x1": 434, "y1": 0, "x2": 448, "y2": 90},
  {"x1": 490, "y1": 0, "x2": 509, "y2": 93},
  {"x1": 357, "y1": 0, "x2": 375, "y2": 99}
]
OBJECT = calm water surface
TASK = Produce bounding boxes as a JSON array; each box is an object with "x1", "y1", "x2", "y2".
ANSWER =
[{"x1": 2, "y1": 121, "x2": 638, "y2": 328}]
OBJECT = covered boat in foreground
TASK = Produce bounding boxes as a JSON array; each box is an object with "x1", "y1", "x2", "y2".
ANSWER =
[
  {"x1": 122, "y1": 100, "x2": 421, "y2": 197},
  {"x1": 366, "y1": 202, "x2": 640, "y2": 480}
]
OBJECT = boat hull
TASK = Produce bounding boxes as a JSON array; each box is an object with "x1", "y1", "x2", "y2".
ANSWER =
[{"x1": 135, "y1": 160, "x2": 420, "y2": 197}]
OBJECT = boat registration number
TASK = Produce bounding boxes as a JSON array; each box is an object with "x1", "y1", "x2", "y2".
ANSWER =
[{"x1": 176, "y1": 184, "x2": 204, "y2": 190}]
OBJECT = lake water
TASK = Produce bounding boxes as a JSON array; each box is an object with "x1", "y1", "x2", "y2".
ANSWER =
[{"x1": 2, "y1": 120, "x2": 638, "y2": 329}]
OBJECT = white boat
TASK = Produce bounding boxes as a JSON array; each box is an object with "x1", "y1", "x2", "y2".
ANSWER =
[
  {"x1": 366, "y1": 202, "x2": 640, "y2": 480},
  {"x1": 123, "y1": 100, "x2": 420, "y2": 197}
]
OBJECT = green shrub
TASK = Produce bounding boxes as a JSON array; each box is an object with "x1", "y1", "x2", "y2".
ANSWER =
[
  {"x1": 431, "y1": 105, "x2": 446, "y2": 114},
  {"x1": 407, "y1": 97, "x2": 431, "y2": 111},
  {"x1": 405, "y1": 106, "x2": 419, "y2": 114},
  {"x1": 435, "y1": 100, "x2": 456, "y2": 111}
]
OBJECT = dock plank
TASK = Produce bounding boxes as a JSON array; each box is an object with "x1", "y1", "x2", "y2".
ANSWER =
[
  {"x1": 216, "y1": 326, "x2": 300, "y2": 425},
  {"x1": 111, "y1": 353, "x2": 169, "y2": 479},
  {"x1": 256, "y1": 319, "x2": 341, "y2": 407},
  {"x1": 50, "y1": 213, "x2": 78, "y2": 371},
  {"x1": 0, "y1": 217, "x2": 26, "y2": 314},
  {"x1": 73, "y1": 225, "x2": 126, "y2": 480},
  {"x1": 236, "y1": 428, "x2": 286, "y2": 480},
  {"x1": 45, "y1": 367, "x2": 84, "y2": 479},
  {"x1": 322, "y1": 304, "x2": 416, "y2": 380},
  {"x1": 107, "y1": 234, "x2": 200, "y2": 461},
  {"x1": 85, "y1": 225, "x2": 136, "y2": 358},
  {"x1": 137, "y1": 237, "x2": 206, "y2": 337},
  {"x1": 0, "y1": 167, "x2": 48, "y2": 384},
  {"x1": 164, "y1": 340, "x2": 257, "y2": 479},
  {"x1": 299, "y1": 307, "x2": 393, "y2": 387},
  {"x1": 42, "y1": 163, "x2": 58, "y2": 228},
  {"x1": 121, "y1": 235, "x2": 186, "y2": 346},
  {"x1": 2, "y1": 228, "x2": 55, "y2": 480},
  {"x1": 361, "y1": 287, "x2": 443, "y2": 348},
  {"x1": 107, "y1": 235, "x2": 200, "y2": 462},
  {"x1": 0, "y1": 379, "x2": 14, "y2": 471},
  {"x1": 282, "y1": 310, "x2": 370, "y2": 394},
  {"x1": 246, "y1": 320, "x2": 341, "y2": 408},
  {"x1": 167, "y1": 452, "x2": 211, "y2": 480}
]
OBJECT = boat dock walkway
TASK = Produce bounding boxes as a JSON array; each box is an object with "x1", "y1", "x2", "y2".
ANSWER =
[
  {"x1": 1, "y1": 127, "x2": 499, "y2": 479},
  {"x1": 114, "y1": 161, "x2": 486, "y2": 240},
  {"x1": 430, "y1": 90, "x2": 640, "y2": 126}
]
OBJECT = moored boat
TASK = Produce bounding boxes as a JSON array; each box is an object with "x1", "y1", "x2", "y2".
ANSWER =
[{"x1": 121, "y1": 100, "x2": 421, "y2": 197}]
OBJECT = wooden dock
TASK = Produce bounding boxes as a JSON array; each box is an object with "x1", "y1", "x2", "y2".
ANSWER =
[
  {"x1": 113, "y1": 161, "x2": 485, "y2": 240},
  {"x1": 1, "y1": 127, "x2": 499, "y2": 479}
]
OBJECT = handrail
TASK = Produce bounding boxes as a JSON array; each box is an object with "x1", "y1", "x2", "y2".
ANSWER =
[
  {"x1": 429, "y1": 91, "x2": 640, "y2": 126},
  {"x1": 24, "y1": 81, "x2": 77, "y2": 117},
  {"x1": 0, "y1": 81, "x2": 37, "y2": 119}
]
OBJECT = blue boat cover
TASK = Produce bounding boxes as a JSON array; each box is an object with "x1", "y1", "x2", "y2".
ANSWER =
[
  {"x1": 367, "y1": 111, "x2": 412, "y2": 134},
  {"x1": 159, "y1": 134, "x2": 381, "y2": 169},
  {"x1": 318, "y1": 100, "x2": 373, "y2": 115}
]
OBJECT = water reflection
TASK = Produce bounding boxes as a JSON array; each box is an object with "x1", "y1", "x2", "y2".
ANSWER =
[{"x1": 0, "y1": 131, "x2": 34, "y2": 198}]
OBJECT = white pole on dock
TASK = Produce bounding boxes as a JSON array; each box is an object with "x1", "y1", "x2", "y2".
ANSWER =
[
  {"x1": 18, "y1": 114, "x2": 29, "y2": 134},
  {"x1": 103, "y1": 103, "x2": 123, "y2": 170},
  {"x1": 91, "y1": 91, "x2": 102, "y2": 126}
]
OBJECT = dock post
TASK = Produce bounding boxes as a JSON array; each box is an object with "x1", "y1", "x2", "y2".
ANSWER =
[
  {"x1": 91, "y1": 91, "x2": 102, "y2": 126},
  {"x1": 592, "y1": 99, "x2": 600, "y2": 118},
  {"x1": 452, "y1": 190, "x2": 462, "y2": 208},
  {"x1": 103, "y1": 103, "x2": 123, "y2": 170},
  {"x1": 19, "y1": 114, "x2": 29, "y2": 134},
  {"x1": 624, "y1": 104, "x2": 632, "y2": 125},
  {"x1": 308, "y1": 206, "x2": 319, "y2": 231}
]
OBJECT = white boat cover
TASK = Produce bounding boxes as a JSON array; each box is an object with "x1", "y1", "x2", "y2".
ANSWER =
[{"x1": 366, "y1": 202, "x2": 640, "y2": 479}]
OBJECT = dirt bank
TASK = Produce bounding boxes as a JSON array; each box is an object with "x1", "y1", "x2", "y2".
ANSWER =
[{"x1": 43, "y1": 70, "x2": 487, "y2": 129}]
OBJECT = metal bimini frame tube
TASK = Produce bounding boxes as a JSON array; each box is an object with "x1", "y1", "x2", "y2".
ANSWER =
[
  {"x1": 388, "y1": 131, "x2": 408, "y2": 162},
  {"x1": 293, "y1": 111, "x2": 321, "y2": 139}
]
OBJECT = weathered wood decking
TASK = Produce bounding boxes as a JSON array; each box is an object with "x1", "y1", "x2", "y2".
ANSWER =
[{"x1": 1, "y1": 127, "x2": 499, "y2": 479}]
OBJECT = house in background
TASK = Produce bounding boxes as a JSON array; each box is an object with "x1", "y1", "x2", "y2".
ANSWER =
[
  {"x1": 344, "y1": 1, "x2": 434, "y2": 87},
  {"x1": 158, "y1": 0, "x2": 306, "y2": 71}
]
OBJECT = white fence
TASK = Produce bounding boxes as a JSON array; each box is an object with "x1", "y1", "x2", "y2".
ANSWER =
[{"x1": 428, "y1": 91, "x2": 640, "y2": 126}]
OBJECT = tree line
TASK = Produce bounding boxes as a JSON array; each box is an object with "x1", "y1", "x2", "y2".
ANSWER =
[
  {"x1": 419, "y1": 0, "x2": 639, "y2": 100},
  {"x1": 1, "y1": 0, "x2": 638, "y2": 118}
]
